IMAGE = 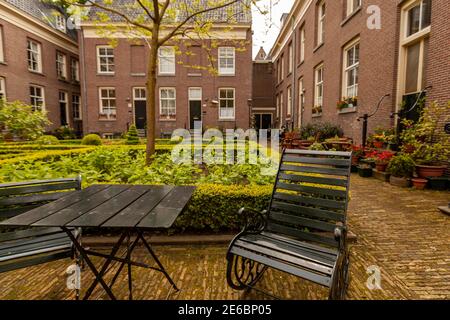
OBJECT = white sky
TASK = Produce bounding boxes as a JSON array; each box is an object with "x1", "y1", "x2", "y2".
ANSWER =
[{"x1": 252, "y1": 0, "x2": 296, "y2": 58}]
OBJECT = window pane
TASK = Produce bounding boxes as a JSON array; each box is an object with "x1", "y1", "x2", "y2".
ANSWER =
[
  {"x1": 405, "y1": 42, "x2": 421, "y2": 93},
  {"x1": 421, "y1": 0, "x2": 432, "y2": 29},
  {"x1": 408, "y1": 5, "x2": 421, "y2": 36}
]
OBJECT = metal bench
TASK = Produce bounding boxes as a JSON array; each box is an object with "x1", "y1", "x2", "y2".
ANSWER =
[
  {"x1": 226, "y1": 149, "x2": 352, "y2": 299},
  {"x1": 0, "y1": 177, "x2": 82, "y2": 274}
]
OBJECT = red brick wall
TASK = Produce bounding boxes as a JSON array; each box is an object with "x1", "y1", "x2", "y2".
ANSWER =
[
  {"x1": 0, "y1": 19, "x2": 80, "y2": 132},
  {"x1": 80, "y1": 30, "x2": 253, "y2": 137},
  {"x1": 252, "y1": 61, "x2": 276, "y2": 124}
]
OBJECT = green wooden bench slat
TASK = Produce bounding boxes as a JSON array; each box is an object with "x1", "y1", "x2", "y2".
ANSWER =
[
  {"x1": 266, "y1": 223, "x2": 339, "y2": 248},
  {"x1": 0, "y1": 205, "x2": 41, "y2": 219},
  {"x1": 230, "y1": 246, "x2": 332, "y2": 287},
  {"x1": 278, "y1": 173, "x2": 348, "y2": 187},
  {"x1": 281, "y1": 164, "x2": 349, "y2": 176},
  {"x1": 0, "y1": 192, "x2": 72, "y2": 207},
  {"x1": 0, "y1": 178, "x2": 80, "y2": 189},
  {"x1": 0, "y1": 232, "x2": 71, "y2": 254},
  {"x1": 285, "y1": 149, "x2": 352, "y2": 158},
  {"x1": 276, "y1": 181, "x2": 347, "y2": 198},
  {"x1": 283, "y1": 155, "x2": 351, "y2": 167},
  {"x1": 0, "y1": 227, "x2": 66, "y2": 242},
  {"x1": 269, "y1": 211, "x2": 338, "y2": 233},
  {"x1": 273, "y1": 192, "x2": 346, "y2": 211},
  {"x1": 0, "y1": 181, "x2": 80, "y2": 197},
  {"x1": 0, "y1": 251, "x2": 72, "y2": 274},
  {"x1": 271, "y1": 201, "x2": 345, "y2": 223}
]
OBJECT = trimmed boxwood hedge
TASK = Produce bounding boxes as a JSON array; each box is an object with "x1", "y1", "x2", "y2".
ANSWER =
[{"x1": 174, "y1": 184, "x2": 273, "y2": 232}]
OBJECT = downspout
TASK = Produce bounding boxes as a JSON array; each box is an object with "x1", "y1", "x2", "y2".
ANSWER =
[
  {"x1": 291, "y1": 16, "x2": 297, "y2": 131},
  {"x1": 79, "y1": 28, "x2": 88, "y2": 136}
]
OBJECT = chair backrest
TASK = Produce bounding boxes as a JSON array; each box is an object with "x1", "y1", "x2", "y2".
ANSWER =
[
  {"x1": 266, "y1": 149, "x2": 352, "y2": 249},
  {"x1": 0, "y1": 177, "x2": 82, "y2": 220}
]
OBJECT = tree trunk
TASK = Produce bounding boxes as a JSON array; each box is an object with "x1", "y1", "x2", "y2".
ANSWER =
[{"x1": 145, "y1": 36, "x2": 159, "y2": 165}]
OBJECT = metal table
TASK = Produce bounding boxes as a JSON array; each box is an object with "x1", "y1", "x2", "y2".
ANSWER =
[{"x1": 0, "y1": 184, "x2": 196, "y2": 300}]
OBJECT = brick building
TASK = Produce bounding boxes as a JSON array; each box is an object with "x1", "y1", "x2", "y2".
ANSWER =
[
  {"x1": 269, "y1": 0, "x2": 450, "y2": 144},
  {"x1": 79, "y1": 2, "x2": 253, "y2": 138},
  {"x1": 0, "y1": 0, "x2": 81, "y2": 134},
  {"x1": 252, "y1": 47, "x2": 275, "y2": 130}
]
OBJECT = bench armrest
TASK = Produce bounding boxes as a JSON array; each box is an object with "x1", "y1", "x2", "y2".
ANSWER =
[
  {"x1": 238, "y1": 207, "x2": 267, "y2": 234},
  {"x1": 334, "y1": 226, "x2": 348, "y2": 252}
]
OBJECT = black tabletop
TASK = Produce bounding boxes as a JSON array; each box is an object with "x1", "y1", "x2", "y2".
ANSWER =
[{"x1": 0, "y1": 185, "x2": 196, "y2": 229}]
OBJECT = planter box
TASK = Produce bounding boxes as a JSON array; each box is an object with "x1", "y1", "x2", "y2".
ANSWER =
[
  {"x1": 373, "y1": 169, "x2": 390, "y2": 182},
  {"x1": 390, "y1": 176, "x2": 411, "y2": 188},
  {"x1": 427, "y1": 177, "x2": 449, "y2": 191},
  {"x1": 358, "y1": 167, "x2": 373, "y2": 178},
  {"x1": 351, "y1": 165, "x2": 359, "y2": 173}
]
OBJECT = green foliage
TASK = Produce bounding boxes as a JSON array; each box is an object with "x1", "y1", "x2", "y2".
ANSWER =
[
  {"x1": 126, "y1": 125, "x2": 140, "y2": 145},
  {"x1": 36, "y1": 135, "x2": 60, "y2": 145},
  {"x1": 81, "y1": 134, "x2": 103, "y2": 146},
  {"x1": 52, "y1": 126, "x2": 77, "y2": 140},
  {"x1": 401, "y1": 102, "x2": 450, "y2": 165},
  {"x1": 176, "y1": 184, "x2": 272, "y2": 232},
  {"x1": 0, "y1": 100, "x2": 51, "y2": 141},
  {"x1": 300, "y1": 122, "x2": 344, "y2": 142},
  {"x1": 309, "y1": 142, "x2": 326, "y2": 151},
  {"x1": 387, "y1": 154, "x2": 415, "y2": 178}
]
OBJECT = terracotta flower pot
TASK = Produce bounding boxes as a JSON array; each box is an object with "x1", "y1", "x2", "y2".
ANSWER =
[
  {"x1": 375, "y1": 163, "x2": 388, "y2": 172},
  {"x1": 416, "y1": 165, "x2": 447, "y2": 179},
  {"x1": 390, "y1": 176, "x2": 411, "y2": 188},
  {"x1": 411, "y1": 178, "x2": 428, "y2": 190},
  {"x1": 373, "y1": 141, "x2": 384, "y2": 149}
]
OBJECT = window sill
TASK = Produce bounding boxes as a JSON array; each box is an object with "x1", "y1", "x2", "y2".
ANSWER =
[
  {"x1": 341, "y1": 7, "x2": 362, "y2": 27},
  {"x1": 98, "y1": 119, "x2": 117, "y2": 122},
  {"x1": 188, "y1": 73, "x2": 202, "y2": 77},
  {"x1": 29, "y1": 70, "x2": 45, "y2": 77},
  {"x1": 313, "y1": 42, "x2": 324, "y2": 53},
  {"x1": 312, "y1": 113, "x2": 322, "y2": 118},
  {"x1": 0, "y1": 61, "x2": 7, "y2": 66},
  {"x1": 131, "y1": 73, "x2": 146, "y2": 77},
  {"x1": 219, "y1": 119, "x2": 236, "y2": 122},
  {"x1": 97, "y1": 73, "x2": 115, "y2": 77},
  {"x1": 159, "y1": 118, "x2": 177, "y2": 122},
  {"x1": 297, "y1": 60, "x2": 304, "y2": 68},
  {"x1": 158, "y1": 73, "x2": 176, "y2": 77},
  {"x1": 276, "y1": 79, "x2": 284, "y2": 87},
  {"x1": 338, "y1": 106, "x2": 357, "y2": 114},
  {"x1": 58, "y1": 77, "x2": 69, "y2": 83},
  {"x1": 218, "y1": 73, "x2": 236, "y2": 77}
]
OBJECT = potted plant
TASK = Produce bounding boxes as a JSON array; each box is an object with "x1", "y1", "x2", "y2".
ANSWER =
[
  {"x1": 411, "y1": 178, "x2": 428, "y2": 190},
  {"x1": 387, "y1": 154, "x2": 415, "y2": 188},
  {"x1": 374, "y1": 151, "x2": 395, "y2": 172},
  {"x1": 357, "y1": 163, "x2": 373, "y2": 178},
  {"x1": 337, "y1": 100, "x2": 348, "y2": 111},
  {"x1": 402, "y1": 102, "x2": 450, "y2": 178},
  {"x1": 351, "y1": 145, "x2": 365, "y2": 166}
]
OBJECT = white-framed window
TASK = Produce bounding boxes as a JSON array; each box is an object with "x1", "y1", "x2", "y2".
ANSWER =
[
  {"x1": 27, "y1": 40, "x2": 42, "y2": 72},
  {"x1": 287, "y1": 86, "x2": 293, "y2": 118},
  {"x1": 71, "y1": 59, "x2": 80, "y2": 82},
  {"x1": 99, "y1": 87, "x2": 117, "y2": 120},
  {"x1": 288, "y1": 42, "x2": 293, "y2": 74},
  {"x1": 406, "y1": 0, "x2": 431, "y2": 37},
  {"x1": 276, "y1": 94, "x2": 280, "y2": 119},
  {"x1": 0, "y1": 77, "x2": 5, "y2": 100},
  {"x1": 347, "y1": 0, "x2": 361, "y2": 16},
  {"x1": 133, "y1": 87, "x2": 146, "y2": 101},
  {"x1": 0, "y1": 26, "x2": 4, "y2": 63},
  {"x1": 218, "y1": 47, "x2": 235, "y2": 75},
  {"x1": 30, "y1": 85, "x2": 45, "y2": 111},
  {"x1": 160, "y1": 87, "x2": 176, "y2": 119},
  {"x1": 59, "y1": 91, "x2": 69, "y2": 125},
  {"x1": 317, "y1": 1, "x2": 326, "y2": 45},
  {"x1": 72, "y1": 94, "x2": 81, "y2": 120},
  {"x1": 219, "y1": 88, "x2": 235, "y2": 120},
  {"x1": 299, "y1": 27, "x2": 305, "y2": 63},
  {"x1": 189, "y1": 87, "x2": 202, "y2": 101},
  {"x1": 314, "y1": 64, "x2": 324, "y2": 109},
  {"x1": 279, "y1": 92, "x2": 284, "y2": 126},
  {"x1": 55, "y1": 13, "x2": 66, "y2": 32},
  {"x1": 97, "y1": 46, "x2": 115, "y2": 74},
  {"x1": 343, "y1": 40, "x2": 359, "y2": 99},
  {"x1": 56, "y1": 52, "x2": 67, "y2": 79},
  {"x1": 158, "y1": 46, "x2": 176, "y2": 75}
]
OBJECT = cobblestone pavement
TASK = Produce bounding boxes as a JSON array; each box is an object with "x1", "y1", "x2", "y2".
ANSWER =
[{"x1": 0, "y1": 175, "x2": 448, "y2": 300}]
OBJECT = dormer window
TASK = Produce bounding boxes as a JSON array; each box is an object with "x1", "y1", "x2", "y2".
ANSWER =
[{"x1": 55, "y1": 14, "x2": 66, "y2": 33}]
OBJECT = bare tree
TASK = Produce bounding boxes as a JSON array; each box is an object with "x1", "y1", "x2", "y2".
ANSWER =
[{"x1": 59, "y1": 0, "x2": 262, "y2": 165}]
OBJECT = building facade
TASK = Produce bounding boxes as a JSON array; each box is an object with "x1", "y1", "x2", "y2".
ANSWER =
[
  {"x1": 269, "y1": 0, "x2": 450, "y2": 144},
  {"x1": 79, "y1": 3, "x2": 253, "y2": 138},
  {"x1": 0, "y1": 0, "x2": 81, "y2": 134},
  {"x1": 252, "y1": 47, "x2": 276, "y2": 130}
]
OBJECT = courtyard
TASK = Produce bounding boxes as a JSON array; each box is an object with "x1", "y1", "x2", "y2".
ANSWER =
[{"x1": 0, "y1": 175, "x2": 448, "y2": 300}]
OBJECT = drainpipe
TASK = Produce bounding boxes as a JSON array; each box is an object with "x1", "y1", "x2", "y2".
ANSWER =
[
  {"x1": 79, "y1": 28, "x2": 88, "y2": 136},
  {"x1": 291, "y1": 16, "x2": 297, "y2": 131}
]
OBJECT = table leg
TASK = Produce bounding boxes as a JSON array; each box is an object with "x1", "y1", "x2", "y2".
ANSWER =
[
  {"x1": 136, "y1": 229, "x2": 180, "y2": 292},
  {"x1": 126, "y1": 232, "x2": 133, "y2": 300},
  {"x1": 62, "y1": 227, "x2": 122, "y2": 300}
]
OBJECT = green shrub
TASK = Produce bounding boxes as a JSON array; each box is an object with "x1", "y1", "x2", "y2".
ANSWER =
[
  {"x1": 175, "y1": 184, "x2": 273, "y2": 232},
  {"x1": 36, "y1": 135, "x2": 60, "y2": 145},
  {"x1": 52, "y1": 126, "x2": 77, "y2": 140},
  {"x1": 387, "y1": 154, "x2": 415, "y2": 178},
  {"x1": 81, "y1": 134, "x2": 102, "y2": 146},
  {"x1": 300, "y1": 122, "x2": 344, "y2": 141},
  {"x1": 126, "y1": 125, "x2": 140, "y2": 145}
]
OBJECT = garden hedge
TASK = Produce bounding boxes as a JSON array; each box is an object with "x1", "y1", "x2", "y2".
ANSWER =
[{"x1": 175, "y1": 184, "x2": 273, "y2": 232}]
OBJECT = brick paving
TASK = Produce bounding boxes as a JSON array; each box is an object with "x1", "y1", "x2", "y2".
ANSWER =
[{"x1": 0, "y1": 175, "x2": 448, "y2": 300}]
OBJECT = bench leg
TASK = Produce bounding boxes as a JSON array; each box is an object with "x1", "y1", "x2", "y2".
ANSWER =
[
  {"x1": 226, "y1": 253, "x2": 267, "y2": 291},
  {"x1": 329, "y1": 252, "x2": 350, "y2": 300}
]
